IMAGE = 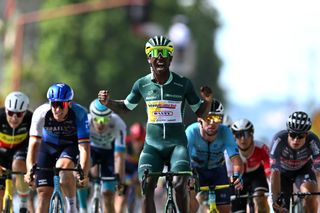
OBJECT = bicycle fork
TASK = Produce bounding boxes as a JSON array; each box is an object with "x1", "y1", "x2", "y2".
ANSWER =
[
  {"x1": 208, "y1": 191, "x2": 218, "y2": 213},
  {"x1": 3, "y1": 178, "x2": 13, "y2": 213}
]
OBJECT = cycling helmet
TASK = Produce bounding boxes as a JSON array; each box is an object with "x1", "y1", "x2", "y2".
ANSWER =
[
  {"x1": 47, "y1": 83, "x2": 74, "y2": 102},
  {"x1": 89, "y1": 99, "x2": 112, "y2": 117},
  {"x1": 231, "y1": 118, "x2": 254, "y2": 133},
  {"x1": 286, "y1": 111, "x2": 311, "y2": 134},
  {"x1": 5, "y1": 91, "x2": 29, "y2": 112},
  {"x1": 223, "y1": 114, "x2": 233, "y2": 127},
  {"x1": 129, "y1": 122, "x2": 146, "y2": 141},
  {"x1": 208, "y1": 99, "x2": 224, "y2": 115},
  {"x1": 145, "y1": 35, "x2": 174, "y2": 56}
]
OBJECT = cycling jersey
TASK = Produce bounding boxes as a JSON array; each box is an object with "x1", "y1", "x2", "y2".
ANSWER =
[
  {"x1": 186, "y1": 122, "x2": 239, "y2": 169},
  {"x1": 124, "y1": 72, "x2": 201, "y2": 147},
  {"x1": 29, "y1": 103, "x2": 90, "y2": 145},
  {"x1": 89, "y1": 113, "x2": 126, "y2": 152},
  {"x1": 241, "y1": 142, "x2": 270, "y2": 176},
  {"x1": 270, "y1": 130, "x2": 320, "y2": 171},
  {"x1": 0, "y1": 108, "x2": 32, "y2": 149}
]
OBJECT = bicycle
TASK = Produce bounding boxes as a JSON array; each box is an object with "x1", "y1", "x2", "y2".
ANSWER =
[
  {"x1": 141, "y1": 168, "x2": 193, "y2": 213},
  {"x1": 198, "y1": 184, "x2": 233, "y2": 213},
  {"x1": 89, "y1": 162, "x2": 120, "y2": 213},
  {"x1": 0, "y1": 169, "x2": 25, "y2": 213},
  {"x1": 30, "y1": 164, "x2": 84, "y2": 213},
  {"x1": 230, "y1": 192, "x2": 270, "y2": 213},
  {"x1": 289, "y1": 191, "x2": 320, "y2": 213}
]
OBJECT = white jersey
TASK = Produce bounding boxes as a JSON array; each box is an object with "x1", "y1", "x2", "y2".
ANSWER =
[{"x1": 89, "y1": 113, "x2": 126, "y2": 152}]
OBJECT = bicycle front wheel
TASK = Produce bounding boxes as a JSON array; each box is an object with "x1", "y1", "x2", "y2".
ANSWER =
[{"x1": 91, "y1": 197, "x2": 102, "y2": 213}]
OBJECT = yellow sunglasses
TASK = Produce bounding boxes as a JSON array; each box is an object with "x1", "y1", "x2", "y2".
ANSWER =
[
  {"x1": 206, "y1": 114, "x2": 223, "y2": 123},
  {"x1": 93, "y1": 116, "x2": 110, "y2": 124}
]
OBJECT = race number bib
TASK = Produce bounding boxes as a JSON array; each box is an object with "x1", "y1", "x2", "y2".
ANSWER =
[{"x1": 146, "y1": 100, "x2": 182, "y2": 123}]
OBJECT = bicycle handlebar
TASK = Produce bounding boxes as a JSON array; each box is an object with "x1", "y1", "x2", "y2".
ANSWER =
[
  {"x1": 199, "y1": 184, "x2": 233, "y2": 192},
  {"x1": 30, "y1": 163, "x2": 84, "y2": 181}
]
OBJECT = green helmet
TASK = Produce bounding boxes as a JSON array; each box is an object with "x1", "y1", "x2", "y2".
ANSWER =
[{"x1": 145, "y1": 35, "x2": 174, "y2": 56}]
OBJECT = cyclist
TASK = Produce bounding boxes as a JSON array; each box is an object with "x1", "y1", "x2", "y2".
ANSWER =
[
  {"x1": 24, "y1": 83, "x2": 90, "y2": 213},
  {"x1": 77, "y1": 99, "x2": 126, "y2": 213},
  {"x1": 0, "y1": 91, "x2": 33, "y2": 212},
  {"x1": 186, "y1": 99, "x2": 243, "y2": 213},
  {"x1": 230, "y1": 118, "x2": 270, "y2": 213},
  {"x1": 270, "y1": 111, "x2": 320, "y2": 212},
  {"x1": 115, "y1": 122, "x2": 146, "y2": 213},
  {"x1": 98, "y1": 35, "x2": 213, "y2": 213}
]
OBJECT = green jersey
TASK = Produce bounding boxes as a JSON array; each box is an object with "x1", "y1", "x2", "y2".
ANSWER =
[{"x1": 124, "y1": 71, "x2": 202, "y2": 148}]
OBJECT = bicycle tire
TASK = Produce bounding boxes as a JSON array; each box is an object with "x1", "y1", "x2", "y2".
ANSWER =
[
  {"x1": 91, "y1": 197, "x2": 102, "y2": 213},
  {"x1": 2, "y1": 197, "x2": 11, "y2": 213}
]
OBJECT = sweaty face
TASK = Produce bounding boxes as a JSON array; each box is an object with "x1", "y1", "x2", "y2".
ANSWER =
[
  {"x1": 6, "y1": 110, "x2": 25, "y2": 129},
  {"x1": 51, "y1": 101, "x2": 70, "y2": 122},
  {"x1": 287, "y1": 131, "x2": 307, "y2": 149},
  {"x1": 148, "y1": 54, "x2": 172, "y2": 76}
]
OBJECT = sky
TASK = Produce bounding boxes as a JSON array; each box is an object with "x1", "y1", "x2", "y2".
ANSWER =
[
  {"x1": 209, "y1": 0, "x2": 320, "y2": 140},
  {"x1": 211, "y1": 0, "x2": 320, "y2": 107}
]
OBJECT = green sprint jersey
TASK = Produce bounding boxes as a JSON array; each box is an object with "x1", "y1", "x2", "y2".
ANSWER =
[{"x1": 124, "y1": 72, "x2": 202, "y2": 148}]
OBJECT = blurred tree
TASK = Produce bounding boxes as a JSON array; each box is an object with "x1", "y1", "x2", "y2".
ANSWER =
[{"x1": 18, "y1": 0, "x2": 222, "y2": 126}]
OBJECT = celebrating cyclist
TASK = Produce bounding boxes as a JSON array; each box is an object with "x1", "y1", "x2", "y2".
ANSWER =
[
  {"x1": 186, "y1": 99, "x2": 243, "y2": 213},
  {"x1": 77, "y1": 99, "x2": 126, "y2": 213},
  {"x1": 115, "y1": 122, "x2": 146, "y2": 213},
  {"x1": 0, "y1": 91, "x2": 33, "y2": 212},
  {"x1": 270, "y1": 111, "x2": 320, "y2": 212},
  {"x1": 98, "y1": 35, "x2": 213, "y2": 213},
  {"x1": 24, "y1": 83, "x2": 90, "y2": 213},
  {"x1": 230, "y1": 118, "x2": 270, "y2": 213}
]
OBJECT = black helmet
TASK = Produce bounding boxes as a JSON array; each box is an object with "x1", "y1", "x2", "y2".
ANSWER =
[
  {"x1": 286, "y1": 111, "x2": 311, "y2": 134},
  {"x1": 208, "y1": 99, "x2": 224, "y2": 115}
]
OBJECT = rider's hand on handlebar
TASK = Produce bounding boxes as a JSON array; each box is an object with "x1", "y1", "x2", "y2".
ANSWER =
[
  {"x1": 231, "y1": 173, "x2": 243, "y2": 190},
  {"x1": 77, "y1": 175, "x2": 89, "y2": 187}
]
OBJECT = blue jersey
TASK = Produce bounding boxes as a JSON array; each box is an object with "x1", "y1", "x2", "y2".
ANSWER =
[
  {"x1": 186, "y1": 122, "x2": 239, "y2": 169},
  {"x1": 30, "y1": 102, "x2": 90, "y2": 145}
]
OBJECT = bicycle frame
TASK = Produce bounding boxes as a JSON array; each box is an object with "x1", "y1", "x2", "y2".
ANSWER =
[
  {"x1": 199, "y1": 184, "x2": 232, "y2": 213},
  {"x1": 30, "y1": 164, "x2": 84, "y2": 213},
  {"x1": 289, "y1": 192, "x2": 320, "y2": 213},
  {"x1": 230, "y1": 192, "x2": 270, "y2": 213},
  {"x1": 142, "y1": 169, "x2": 192, "y2": 213},
  {"x1": 1, "y1": 170, "x2": 25, "y2": 213}
]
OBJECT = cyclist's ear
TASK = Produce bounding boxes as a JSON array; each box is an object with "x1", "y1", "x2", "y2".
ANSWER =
[{"x1": 197, "y1": 118, "x2": 203, "y2": 127}]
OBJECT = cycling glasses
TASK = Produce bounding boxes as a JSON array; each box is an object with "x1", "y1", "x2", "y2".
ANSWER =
[
  {"x1": 206, "y1": 114, "x2": 223, "y2": 123},
  {"x1": 51, "y1": 101, "x2": 69, "y2": 109},
  {"x1": 289, "y1": 132, "x2": 306, "y2": 140},
  {"x1": 6, "y1": 110, "x2": 25, "y2": 118},
  {"x1": 148, "y1": 48, "x2": 172, "y2": 58},
  {"x1": 233, "y1": 131, "x2": 252, "y2": 139},
  {"x1": 93, "y1": 116, "x2": 110, "y2": 124}
]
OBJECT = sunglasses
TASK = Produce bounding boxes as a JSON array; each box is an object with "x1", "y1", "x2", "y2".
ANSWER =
[
  {"x1": 289, "y1": 132, "x2": 306, "y2": 140},
  {"x1": 148, "y1": 48, "x2": 172, "y2": 58},
  {"x1": 206, "y1": 114, "x2": 223, "y2": 123},
  {"x1": 233, "y1": 131, "x2": 252, "y2": 139},
  {"x1": 93, "y1": 116, "x2": 110, "y2": 124},
  {"x1": 7, "y1": 110, "x2": 25, "y2": 118},
  {"x1": 51, "y1": 101, "x2": 69, "y2": 109}
]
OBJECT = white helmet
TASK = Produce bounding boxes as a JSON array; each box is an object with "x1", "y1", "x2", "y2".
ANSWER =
[
  {"x1": 5, "y1": 91, "x2": 29, "y2": 112},
  {"x1": 231, "y1": 118, "x2": 254, "y2": 133}
]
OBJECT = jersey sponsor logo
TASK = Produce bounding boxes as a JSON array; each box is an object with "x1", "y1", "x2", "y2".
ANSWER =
[
  {"x1": 38, "y1": 179, "x2": 48, "y2": 186},
  {"x1": 153, "y1": 111, "x2": 173, "y2": 116},
  {"x1": 165, "y1": 94, "x2": 182, "y2": 99},
  {"x1": 148, "y1": 103, "x2": 177, "y2": 109}
]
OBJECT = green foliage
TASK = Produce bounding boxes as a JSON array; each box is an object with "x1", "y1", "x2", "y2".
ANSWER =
[{"x1": 20, "y1": 0, "x2": 222, "y2": 125}]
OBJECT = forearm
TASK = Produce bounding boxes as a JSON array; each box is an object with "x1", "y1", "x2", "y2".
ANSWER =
[
  {"x1": 26, "y1": 138, "x2": 40, "y2": 172},
  {"x1": 78, "y1": 143, "x2": 90, "y2": 176},
  {"x1": 270, "y1": 170, "x2": 281, "y2": 200},
  {"x1": 230, "y1": 156, "x2": 244, "y2": 174},
  {"x1": 115, "y1": 152, "x2": 125, "y2": 179},
  {"x1": 105, "y1": 99, "x2": 130, "y2": 114}
]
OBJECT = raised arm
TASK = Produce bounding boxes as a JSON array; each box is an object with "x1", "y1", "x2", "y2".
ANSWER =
[
  {"x1": 98, "y1": 90, "x2": 130, "y2": 114},
  {"x1": 195, "y1": 86, "x2": 213, "y2": 118}
]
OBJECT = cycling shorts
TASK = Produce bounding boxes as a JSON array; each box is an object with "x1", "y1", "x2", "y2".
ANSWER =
[
  {"x1": 231, "y1": 165, "x2": 269, "y2": 212},
  {"x1": 36, "y1": 142, "x2": 79, "y2": 187},
  {"x1": 279, "y1": 163, "x2": 316, "y2": 210},
  {"x1": 0, "y1": 143, "x2": 28, "y2": 188},
  {"x1": 138, "y1": 143, "x2": 191, "y2": 180},
  {"x1": 194, "y1": 164, "x2": 231, "y2": 206}
]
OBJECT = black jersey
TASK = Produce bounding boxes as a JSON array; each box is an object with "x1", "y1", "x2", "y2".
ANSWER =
[
  {"x1": 269, "y1": 130, "x2": 320, "y2": 171},
  {"x1": 0, "y1": 107, "x2": 32, "y2": 149}
]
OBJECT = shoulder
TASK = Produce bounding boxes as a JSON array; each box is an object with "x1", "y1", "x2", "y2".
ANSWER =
[
  {"x1": 270, "y1": 130, "x2": 287, "y2": 151},
  {"x1": 186, "y1": 122, "x2": 199, "y2": 134},
  {"x1": 110, "y1": 113, "x2": 126, "y2": 129},
  {"x1": 71, "y1": 103, "x2": 88, "y2": 117},
  {"x1": 0, "y1": 108, "x2": 6, "y2": 119},
  {"x1": 33, "y1": 103, "x2": 51, "y2": 116}
]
